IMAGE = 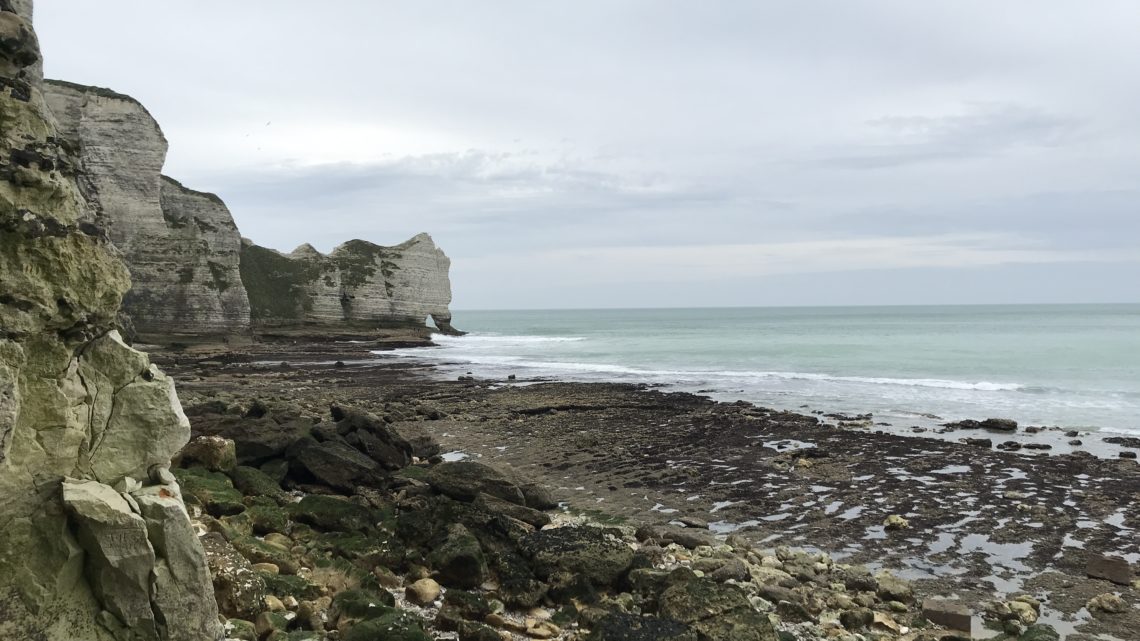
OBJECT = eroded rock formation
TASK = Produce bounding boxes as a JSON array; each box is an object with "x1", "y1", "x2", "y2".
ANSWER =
[
  {"x1": 43, "y1": 75, "x2": 459, "y2": 341},
  {"x1": 241, "y1": 233, "x2": 461, "y2": 335},
  {"x1": 44, "y1": 81, "x2": 251, "y2": 344},
  {"x1": 0, "y1": 4, "x2": 221, "y2": 638}
]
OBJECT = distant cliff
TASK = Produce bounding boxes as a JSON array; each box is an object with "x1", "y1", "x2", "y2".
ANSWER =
[
  {"x1": 42, "y1": 81, "x2": 458, "y2": 343},
  {"x1": 242, "y1": 233, "x2": 461, "y2": 335}
]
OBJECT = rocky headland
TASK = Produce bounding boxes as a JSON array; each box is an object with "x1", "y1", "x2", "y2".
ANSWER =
[{"x1": 41, "y1": 79, "x2": 458, "y2": 345}]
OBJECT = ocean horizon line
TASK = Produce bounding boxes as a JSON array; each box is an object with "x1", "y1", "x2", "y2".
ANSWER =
[{"x1": 449, "y1": 301, "x2": 1140, "y2": 314}]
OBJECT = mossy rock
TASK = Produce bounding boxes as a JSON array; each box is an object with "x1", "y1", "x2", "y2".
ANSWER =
[
  {"x1": 314, "y1": 531, "x2": 406, "y2": 569},
  {"x1": 260, "y1": 572, "x2": 321, "y2": 601},
  {"x1": 395, "y1": 465, "x2": 429, "y2": 481},
  {"x1": 246, "y1": 500, "x2": 289, "y2": 536},
  {"x1": 343, "y1": 610, "x2": 429, "y2": 641},
  {"x1": 331, "y1": 588, "x2": 396, "y2": 620},
  {"x1": 520, "y1": 526, "x2": 635, "y2": 587},
  {"x1": 587, "y1": 613, "x2": 696, "y2": 641},
  {"x1": 174, "y1": 466, "x2": 246, "y2": 517},
  {"x1": 659, "y1": 579, "x2": 777, "y2": 641},
  {"x1": 288, "y1": 494, "x2": 375, "y2": 533},
  {"x1": 231, "y1": 465, "x2": 290, "y2": 505},
  {"x1": 231, "y1": 535, "x2": 300, "y2": 575},
  {"x1": 224, "y1": 619, "x2": 257, "y2": 641},
  {"x1": 457, "y1": 620, "x2": 502, "y2": 641},
  {"x1": 428, "y1": 524, "x2": 486, "y2": 589}
]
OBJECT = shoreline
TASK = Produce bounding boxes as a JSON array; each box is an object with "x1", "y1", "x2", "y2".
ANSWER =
[{"x1": 159, "y1": 337, "x2": 1140, "y2": 640}]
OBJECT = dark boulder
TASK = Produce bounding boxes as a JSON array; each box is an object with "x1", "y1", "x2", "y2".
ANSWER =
[
  {"x1": 426, "y1": 461, "x2": 525, "y2": 505},
  {"x1": 429, "y1": 524, "x2": 487, "y2": 589},
  {"x1": 289, "y1": 438, "x2": 384, "y2": 491},
  {"x1": 521, "y1": 526, "x2": 635, "y2": 587},
  {"x1": 659, "y1": 578, "x2": 778, "y2": 641},
  {"x1": 588, "y1": 613, "x2": 697, "y2": 641}
]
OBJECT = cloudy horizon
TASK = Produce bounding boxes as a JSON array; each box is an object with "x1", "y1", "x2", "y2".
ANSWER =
[{"x1": 35, "y1": 1, "x2": 1140, "y2": 310}]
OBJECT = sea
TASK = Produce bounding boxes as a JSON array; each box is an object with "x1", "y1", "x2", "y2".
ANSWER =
[{"x1": 380, "y1": 304, "x2": 1140, "y2": 435}]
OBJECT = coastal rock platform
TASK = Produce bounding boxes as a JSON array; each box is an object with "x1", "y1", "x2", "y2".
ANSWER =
[{"x1": 159, "y1": 340, "x2": 1140, "y2": 640}]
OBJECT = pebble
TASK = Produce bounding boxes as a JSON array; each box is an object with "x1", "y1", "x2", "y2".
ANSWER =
[{"x1": 264, "y1": 595, "x2": 285, "y2": 612}]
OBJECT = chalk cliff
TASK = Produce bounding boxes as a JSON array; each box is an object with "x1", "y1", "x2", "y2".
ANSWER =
[
  {"x1": 42, "y1": 78, "x2": 458, "y2": 341},
  {"x1": 0, "y1": 3, "x2": 222, "y2": 639},
  {"x1": 242, "y1": 233, "x2": 462, "y2": 335},
  {"x1": 44, "y1": 81, "x2": 252, "y2": 344}
]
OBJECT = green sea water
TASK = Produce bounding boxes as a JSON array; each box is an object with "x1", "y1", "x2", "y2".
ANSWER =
[{"x1": 384, "y1": 304, "x2": 1140, "y2": 433}]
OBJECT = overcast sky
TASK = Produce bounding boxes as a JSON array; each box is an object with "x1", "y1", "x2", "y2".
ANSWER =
[{"x1": 35, "y1": 1, "x2": 1140, "y2": 309}]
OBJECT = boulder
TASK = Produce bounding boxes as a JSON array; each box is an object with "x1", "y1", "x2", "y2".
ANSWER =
[
  {"x1": 981, "y1": 418, "x2": 1018, "y2": 432},
  {"x1": 922, "y1": 599, "x2": 971, "y2": 632},
  {"x1": 1087, "y1": 592, "x2": 1127, "y2": 614},
  {"x1": 191, "y1": 414, "x2": 313, "y2": 464},
  {"x1": 178, "y1": 435, "x2": 236, "y2": 472},
  {"x1": 429, "y1": 524, "x2": 487, "y2": 589},
  {"x1": 61, "y1": 479, "x2": 161, "y2": 638},
  {"x1": 426, "y1": 461, "x2": 525, "y2": 505},
  {"x1": 201, "y1": 532, "x2": 267, "y2": 620},
  {"x1": 406, "y1": 578, "x2": 442, "y2": 606},
  {"x1": 474, "y1": 492, "x2": 552, "y2": 528},
  {"x1": 588, "y1": 606, "x2": 693, "y2": 638},
  {"x1": 659, "y1": 579, "x2": 778, "y2": 641},
  {"x1": 289, "y1": 438, "x2": 383, "y2": 490},
  {"x1": 288, "y1": 494, "x2": 375, "y2": 533},
  {"x1": 521, "y1": 526, "x2": 636, "y2": 587}
]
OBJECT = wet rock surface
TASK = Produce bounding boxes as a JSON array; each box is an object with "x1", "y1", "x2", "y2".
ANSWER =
[{"x1": 160, "y1": 340, "x2": 1140, "y2": 640}]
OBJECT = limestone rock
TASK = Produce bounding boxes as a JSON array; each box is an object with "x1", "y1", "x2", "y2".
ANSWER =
[
  {"x1": 1087, "y1": 592, "x2": 1127, "y2": 614},
  {"x1": 132, "y1": 485, "x2": 223, "y2": 641},
  {"x1": 240, "y1": 233, "x2": 460, "y2": 335},
  {"x1": 0, "y1": 6, "x2": 220, "y2": 639},
  {"x1": 201, "y1": 532, "x2": 267, "y2": 620},
  {"x1": 43, "y1": 82, "x2": 252, "y2": 344},
  {"x1": 406, "y1": 578, "x2": 442, "y2": 606},
  {"x1": 61, "y1": 479, "x2": 160, "y2": 638}
]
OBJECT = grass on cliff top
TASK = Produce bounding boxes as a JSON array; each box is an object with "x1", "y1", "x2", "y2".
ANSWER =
[{"x1": 240, "y1": 243, "x2": 321, "y2": 321}]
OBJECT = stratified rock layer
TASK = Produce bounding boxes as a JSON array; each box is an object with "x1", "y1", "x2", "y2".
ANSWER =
[
  {"x1": 42, "y1": 75, "x2": 458, "y2": 341},
  {"x1": 241, "y1": 233, "x2": 460, "y2": 335},
  {"x1": 43, "y1": 81, "x2": 251, "y2": 344},
  {"x1": 0, "y1": 4, "x2": 222, "y2": 639}
]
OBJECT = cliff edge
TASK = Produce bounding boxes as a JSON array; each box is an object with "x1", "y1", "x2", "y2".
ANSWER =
[{"x1": 0, "y1": 3, "x2": 222, "y2": 639}]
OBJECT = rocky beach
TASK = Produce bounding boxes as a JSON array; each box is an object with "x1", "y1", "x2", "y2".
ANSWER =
[
  {"x1": 149, "y1": 336, "x2": 1140, "y2": 641},
  {"x1": 5, "y1": 2, "x2": 1139, "y2": 640}
]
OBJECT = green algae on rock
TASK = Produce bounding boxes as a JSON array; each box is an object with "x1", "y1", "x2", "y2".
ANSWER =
[{"x1": 0, "y1": 4, "x2": 221, "y2": 638}]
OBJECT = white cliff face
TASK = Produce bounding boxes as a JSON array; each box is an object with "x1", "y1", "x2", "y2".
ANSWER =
[
  {"x1": 44, "y1": 81, "x2": 251, "y2": 343},
  {"x1": 241, "y1": 232, "x2": 460, "y2": 334},
  {"x1": 0, "y1": 4, "x2": 222, "y2": 639}
]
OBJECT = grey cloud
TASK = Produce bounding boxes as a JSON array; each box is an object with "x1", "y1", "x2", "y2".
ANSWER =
[
  {"x1": 31, "y1": 1, "x2": 1140, "y2": 308},
  {"x1": 821, "y1": 103, "x2": 1082, "y2": 169}
]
